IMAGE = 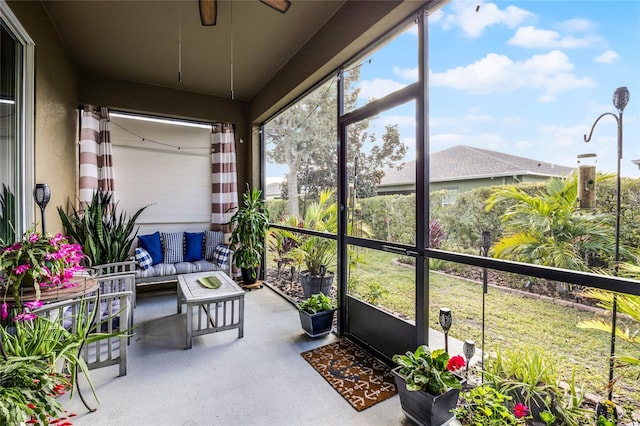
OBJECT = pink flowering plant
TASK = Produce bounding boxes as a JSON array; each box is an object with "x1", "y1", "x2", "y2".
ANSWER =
[{"x1": 0, "y1": 229, "x2": 85, "y2": 315}]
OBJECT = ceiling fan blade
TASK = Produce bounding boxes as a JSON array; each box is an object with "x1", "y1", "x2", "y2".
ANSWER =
[
  {"x1": 199, "y1": 0, "x2": 217, "y2": 26},
  {"x1": 260, "y1": 0, "x2": 291, "y2": 14}
]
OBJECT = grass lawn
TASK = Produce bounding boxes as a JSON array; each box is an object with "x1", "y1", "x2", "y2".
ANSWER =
[{"x1": 348, "y1": 249, "x2": 640, "y2": 408}]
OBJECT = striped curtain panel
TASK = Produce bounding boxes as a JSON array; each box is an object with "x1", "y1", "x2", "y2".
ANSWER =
[
  {"x1": 211, "y1": 123, "x2": 238, "y2": 241},
  {"x1": 79, "y1": 106, "x2": 115, "y2": 205}
]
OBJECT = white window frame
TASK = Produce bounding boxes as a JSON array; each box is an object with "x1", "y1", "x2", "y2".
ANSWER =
[{"x1": 1, "y1": 0, "x2": 35, "y2": 235}]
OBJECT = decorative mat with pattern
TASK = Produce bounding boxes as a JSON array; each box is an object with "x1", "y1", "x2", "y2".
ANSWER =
[{"x1": 300, "y1": 339, "x2": 397, "y2": 411}]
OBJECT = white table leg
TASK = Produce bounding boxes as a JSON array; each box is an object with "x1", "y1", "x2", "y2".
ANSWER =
[{"x1": 186, "y1": 303, "x2": 193, "y2": 349}]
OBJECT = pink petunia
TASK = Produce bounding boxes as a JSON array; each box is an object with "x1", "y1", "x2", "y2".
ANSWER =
[
  {"x1": 513, "y1": 403, "x2": 529, "y2": 418},
  {"x1": 1, "y1": 303, "x2": 8, "y2": 320},
  {"x1": 28, "y1": 233, "x2": 39, "y2": 243}
]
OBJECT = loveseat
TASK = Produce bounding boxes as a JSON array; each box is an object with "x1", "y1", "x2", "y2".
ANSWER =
[{"x1": 133, "y1": 230, "x2": 232, "y2": 286}]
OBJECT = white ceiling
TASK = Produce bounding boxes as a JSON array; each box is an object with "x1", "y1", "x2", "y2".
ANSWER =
[{"x1": 42, "y1": 0, "x2": 346, "y2": 101}]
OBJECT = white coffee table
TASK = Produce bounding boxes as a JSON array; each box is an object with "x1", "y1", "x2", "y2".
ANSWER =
[{"x1": 177, "y1": 271, "x2": 245, "y2": 349}]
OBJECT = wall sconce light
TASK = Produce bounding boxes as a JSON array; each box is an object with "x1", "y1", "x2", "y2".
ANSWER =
[{"x1": 33, "y1": 184, "x2": 51, "y2": 234}]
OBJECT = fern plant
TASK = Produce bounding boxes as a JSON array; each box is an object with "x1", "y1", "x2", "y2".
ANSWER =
[{"x1": 57, "y1": 191, "x2": 148, "y2": 265}]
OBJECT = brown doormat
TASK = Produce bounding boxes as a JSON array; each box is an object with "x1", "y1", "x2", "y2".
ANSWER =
[{"x1": 300, "y1": 339, "x2": 397, "y2": 411}]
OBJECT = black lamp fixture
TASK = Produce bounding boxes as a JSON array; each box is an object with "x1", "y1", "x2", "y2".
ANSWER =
[
  {"x1": 584, "y1": 86, "x2": 630, "y2": 402},
  {"x1": 438, "y1": 307, "x2": 452, "y2": 353},
  {"x1": 33, "y1": 183, "x2": 51, "y2": 234}
]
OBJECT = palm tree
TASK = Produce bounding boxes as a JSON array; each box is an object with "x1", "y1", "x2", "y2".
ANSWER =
[{"x1": 486, "y1": 173, "x2": 625, "y2": 275}]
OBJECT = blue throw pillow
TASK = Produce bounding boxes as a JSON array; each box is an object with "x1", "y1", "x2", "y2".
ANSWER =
[
  {"x1": 184, "y1": 232, "x2": 204, "y2": 262},
  {"x1": 138, "y1": 232, "x2": 163, "y2": 265}
]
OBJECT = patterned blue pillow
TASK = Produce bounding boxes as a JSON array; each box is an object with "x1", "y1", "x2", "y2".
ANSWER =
[
  {"x1": 213, "y1": 244, "x2": 231, "y2": 267},
  {"x1": 162, "y1": 232, "x2": 184, "y2": 264},
  {"x1": 205, "y1": 230, "x2": 224, "y2": 260},
  {"x1": 135, "y1": 247, "x2": 153, "y2": 270}
]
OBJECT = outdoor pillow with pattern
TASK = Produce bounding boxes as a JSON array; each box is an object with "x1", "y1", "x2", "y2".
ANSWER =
[
  {"x1": 162, "y1": 232, "x2": 184, "y2": 264},
  {"x1": 213, "y1": 243, "x2": 231, "y2": 267},
  {"x1": 205, "y1": 230, "x2": 224, "y2": 260},
  {"x1": 135, "y1": 247, "x2": 153, "y2": 270}
]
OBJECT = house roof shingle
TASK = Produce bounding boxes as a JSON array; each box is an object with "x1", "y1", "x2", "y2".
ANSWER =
[{"x1": 380, "y1": 145, "x2": 574, "y2": 186}]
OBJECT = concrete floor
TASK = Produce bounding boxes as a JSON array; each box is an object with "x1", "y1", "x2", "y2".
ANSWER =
[{"x1": 64, "y1": 286, "x2": 468, "y2": 426}]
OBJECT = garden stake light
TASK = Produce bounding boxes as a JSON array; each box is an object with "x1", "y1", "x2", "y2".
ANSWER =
[
  {"x1": 462, "y1": 339, "x2": 475, "y2": 378},
  {"x1": 438, "y1": 307, "x2": 452, "y2": 353},
  {"x1": 584, "y1": 86, "x2": 630, "y2": 402},
  {"x1": 33, "y1": 183, "x2": 51, "y2": 234}
]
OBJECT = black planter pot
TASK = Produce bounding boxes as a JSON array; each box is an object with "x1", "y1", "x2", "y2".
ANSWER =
[
  {"x1": 299, "y1": 270, "x2": 334, "y2": 298},
  {"x1": 298, "y1": 308, "x2": 336, "y2": 338},
  {"x1": 240, "y1": 266, "x2": 260, "y2": 285},
  {"x1": 391, "y1": 367, "x2": 464, "y2": 426}
]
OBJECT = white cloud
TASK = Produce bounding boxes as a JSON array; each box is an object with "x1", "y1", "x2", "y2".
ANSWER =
[
  {"x1": 358, "y1": 78, "x2": 406, "y2": 102},
  {"x1": 393, "y1": 66, "x2": 418, "y2": 81},
  {"x1": 441, "y1": 0, "x2": 535, "y2": 38},
  {"x1": 374, "y1": 115, "x2": 416, "y2": 128},
  {"x1": 556, "y1": 18, "x2": 594, "y2": 33},
  {"x1": 430, "y1": 133, "x2": 466, "y2": 145},
  {"x1": 430, "y1": 50, "x2": 596, "y2": 102},
  {"x1": 538, "y1": 123, "x2": 589, "y2": 147},
  {"x1": 464, "y1": 113, "x2": 495, "y2": 123},
  {"x1": 515, "y1": 140, "x2": 531, "y2": 149},
  {"x1": 508, "y1": 26, "x2": 601, "y2": 48},
  {"x1": 594, "y1": 50, "x2": 619, "y2": 64}
]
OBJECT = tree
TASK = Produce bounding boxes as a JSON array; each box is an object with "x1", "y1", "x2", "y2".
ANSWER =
[
  {"x1": 264, "y1": 67, "x2": 407, "y2": 217},
  {"x1": 485, "y1": 173, "x2": 628, "y2": 272}
]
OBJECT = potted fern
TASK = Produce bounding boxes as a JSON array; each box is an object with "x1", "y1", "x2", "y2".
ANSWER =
[
  {"x1": 392, "y1": 345, "x2": 465, "y2": 426},
  {"x1": 227, "y1": 186, "x2": 270, "y2": 284},
  {"x1": 298, "y1": 293, "x2": 336, "y2": 338}
]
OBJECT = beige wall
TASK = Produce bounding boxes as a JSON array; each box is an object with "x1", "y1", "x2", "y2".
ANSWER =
[{"x1": 7, "y1": 0, "x2": 79, "y2": 235}]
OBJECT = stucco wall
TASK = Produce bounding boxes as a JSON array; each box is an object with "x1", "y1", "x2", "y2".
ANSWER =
[{"x1": 7, "y1": 0, "x2": 79, "y2": 235}]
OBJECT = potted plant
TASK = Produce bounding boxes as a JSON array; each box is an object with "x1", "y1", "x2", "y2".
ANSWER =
[
  {"x1": 0, "y1": 296, "x2": 126, "y2": 424},
  {"x1": 452, "y1": 385, "x2": 530, "y2": 425},
  {"x1": 58, "y1": 191, "x2": 148, "y2": 266},
  {"x1": 1, "y1": 228, "x2": 85, "y2": 312},
  {"x1": 483, "y1": 346, "x2": 590, "y2": 425},
  {"x1": 228, "y1": 185, "x2": 270, "y2": 284},
  {"x1": 391, "y1": 345, "x2": 465, "y2": 426},
  {"x1": 298, "y1": 293, "x2": 336, "y2": 338},
  {"x1": 295, "y1": 236, "x2": 336, "y2": 298}
]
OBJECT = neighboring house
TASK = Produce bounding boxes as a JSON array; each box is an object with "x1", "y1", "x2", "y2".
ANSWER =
[
  {"x1": 265, "y1": 181, "x2": 283, "y2": 200},
  {"x1": 378, "y1": 145, "x2": 574, "y2": 199}
]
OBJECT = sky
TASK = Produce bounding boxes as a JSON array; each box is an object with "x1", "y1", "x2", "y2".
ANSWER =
[{"x1": 353, "y1": 0, "x2": 640, "y2": 178}]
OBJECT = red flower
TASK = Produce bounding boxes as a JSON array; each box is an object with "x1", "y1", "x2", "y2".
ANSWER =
[
  {"x1": 446, "y1": 355, "x2": 465, "y2": 371},
  {"x1": 513, "y1": 402, "x2": 529, "y2": 418}
]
